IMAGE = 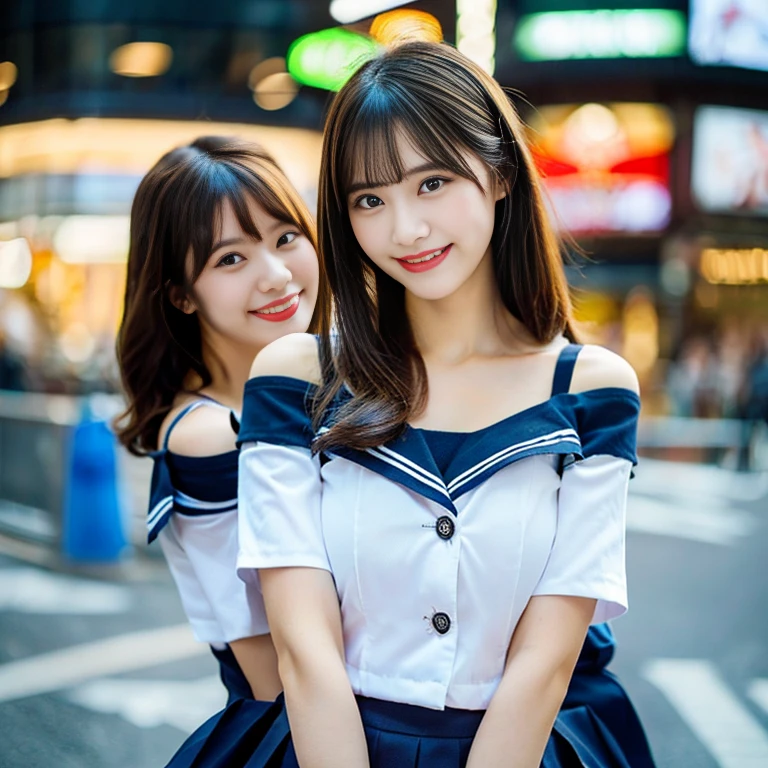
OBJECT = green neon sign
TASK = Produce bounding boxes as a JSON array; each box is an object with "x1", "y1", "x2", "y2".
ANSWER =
[
  {"x1": 515, "y1": 10, "x2": 686, "y2": 61},
  {"x1": 287, "y1": 28, "x2": 380, "y2": 91}
]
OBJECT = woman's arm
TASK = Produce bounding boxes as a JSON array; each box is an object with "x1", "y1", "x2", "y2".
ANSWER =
[
  {"x1": 228, "y1": 635, "x2": 281, "y2": 701},
  {"x1": 465, "y1": 595, "x2": 594, "y2": 768},
  {"x1": 260, "y1": 567, "x2": 370, "y2": 767},
  {"x1": 238, "y1": 333, "x2": 369, "y2": 767},
  {"x1": 468, "y1": 345, "x2": 639, "y2": 766}
]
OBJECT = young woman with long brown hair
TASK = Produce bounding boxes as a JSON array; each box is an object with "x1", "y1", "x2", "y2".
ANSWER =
[
  {"x1": 116, "y1": 137, "x2": 320, "y2": 708},
  {"x1": 165, "y1": 42, "x2": 656, "y2": 768}
]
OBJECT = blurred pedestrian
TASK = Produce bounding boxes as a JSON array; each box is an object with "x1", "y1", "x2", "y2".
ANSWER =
[
  {"x1": 0, "y1": 327, "x2": 27, "y2": 391},
  {"x1": 115, "y1": 137, "x2": 321, "y2": 707}
]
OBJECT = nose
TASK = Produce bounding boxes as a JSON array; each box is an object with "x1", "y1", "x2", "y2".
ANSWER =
[
  {"x1": 256, "y1": 251, "x2": 292, "y2": 295},
  {"x1": 391, "y1": 200, "x2": 430, "y2": 248}
]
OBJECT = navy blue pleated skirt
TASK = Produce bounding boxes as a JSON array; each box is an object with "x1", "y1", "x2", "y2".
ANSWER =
[
  {"x1": 165, "y1": 625, "x2": 655, "y2": 767},
  {"x1": 164, "y1": 673, "x2": 653, "y2": 768}
]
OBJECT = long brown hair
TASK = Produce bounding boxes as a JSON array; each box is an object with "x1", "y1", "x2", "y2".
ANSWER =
[
  {"x1": 116, "y1": 137, "x2": 319, "y2": 455},
  {"x1": 313, "y1": 41, "x2": 575, "y2": 452}
]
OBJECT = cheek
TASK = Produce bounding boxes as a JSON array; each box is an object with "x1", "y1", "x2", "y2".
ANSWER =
[
  {"x1": 194, "y1": 276, "x2": 242, "y2": 320},
  {"x1": 288, "y1": 242, "x2": 320, "y2": 294},
  {"x1": 447, "y1": 187, "x2": 495, "y2": 236},
  {"x1": 350, "y1": 214, "x2": 386, "y2": 261}
]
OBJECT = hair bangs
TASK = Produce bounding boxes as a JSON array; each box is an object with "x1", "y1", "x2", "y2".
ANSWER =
[
  {"x1": 337, "y1": 87, "x2": 483, "y2": 203},
  {"x1": 183, "y1": 157, "x2": 313, "y2": 286}
]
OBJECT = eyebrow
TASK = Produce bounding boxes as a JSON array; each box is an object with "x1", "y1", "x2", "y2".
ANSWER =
[
  {"x1": 211, "y1": 236, "x2": 250, "y2": 252},
  {"x1": 211, "y1": 219, "x2": 289, "y2": 252},
  {"x1": 346, "y1": 162, "x2": 448, "y2": 196}
]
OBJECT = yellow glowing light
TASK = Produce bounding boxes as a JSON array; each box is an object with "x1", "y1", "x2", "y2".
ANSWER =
[
  {"x1": 370, "y1": 9, "x2": 443, "y2": 45},
  {"x1": 254, "y1": 73, "x2": 299, "y2": 111},
  {"x1": 0, "y1": 61, "x2": 17, "y2": 90},
  {"x1": 109, "y1": 43, "x2": 173, "y2": 78},
  {"x1": 622, "y1": 288, "x2": 658, "y2": 376},
  {"x1": 248, "y1": 58, "x2": 288, "y2": 91},
  {"x1": 0, "y1": 90, "x2": 8, "y2": 107},
  {"x1": 0, "y1": 119, "x2": 323, "y2": 200},
  {"x1": 700, "y1": 248, "x2": 768, "y2": 285}
]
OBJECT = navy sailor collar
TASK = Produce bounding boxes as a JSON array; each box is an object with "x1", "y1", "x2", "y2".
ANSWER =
[{"x1": 239, "y1": 376, "x2": 640, "y2": 517}]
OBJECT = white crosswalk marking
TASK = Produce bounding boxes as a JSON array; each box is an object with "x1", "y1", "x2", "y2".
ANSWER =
[
  {"x1": 643, "y1": 659, "x2": 768, "y2": 767},
  {"x1": 0, "y1": 624, "x2": 208, "y2": 703},
  {"x1": 66, "y1": 677, "x2": 226, "y2": 733},
  {"x1": 0, "y1": 567, "x2": 132, "y2": 613},
  {"x1": 626, "y1": 495, "x2": 756, "y2": 546}
]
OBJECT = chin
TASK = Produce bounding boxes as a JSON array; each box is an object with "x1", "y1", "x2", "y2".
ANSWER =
[{"x1": 403, "y1": 277, "x2": 468, "y2": 302}]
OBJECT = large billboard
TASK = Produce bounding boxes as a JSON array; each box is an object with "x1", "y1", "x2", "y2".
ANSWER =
[
  {"x1": 692, "y1": 106, "x2": 768, "y2": 216},
  {"x1": 689, "y1": 0, "x2": 768, "y2": 72}
]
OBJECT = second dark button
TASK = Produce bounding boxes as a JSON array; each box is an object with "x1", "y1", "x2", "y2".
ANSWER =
[
  {"x1": 435, "y1": 516, "x2": 455, "y2": 540},
  {"x1": 431, "y1": 612, "x2": 451, "y2": 634}
]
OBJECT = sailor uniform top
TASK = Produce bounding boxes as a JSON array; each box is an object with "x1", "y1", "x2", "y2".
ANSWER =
[
  {"x1": 237, "y1": 343, "x2": 639, "y2": 711},
  {"x1": 147, "y1": 399, "x2": 269, "y2": 646}
]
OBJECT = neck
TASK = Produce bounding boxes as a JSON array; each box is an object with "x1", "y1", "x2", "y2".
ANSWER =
[
  {"x1": 406, "y1": 251, "x2": 536, "y2": 364},
  {"x1": 187, "y1": 328, "x2": 261, "y2": 410}
]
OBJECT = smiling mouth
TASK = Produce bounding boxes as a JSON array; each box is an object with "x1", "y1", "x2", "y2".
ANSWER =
[
  {"x1": 399, "y1": 246, "x2": 448, "y2": 264},
  {"x1": 252, "y1": 294, "x2": 299, "y2": 315}
]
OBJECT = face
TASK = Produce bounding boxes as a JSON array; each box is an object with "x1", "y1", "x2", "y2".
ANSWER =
[
  {"x1": 179, "y1": 197, "x2": 318, "y2": 354},
  {"x1": 346, "y1": 133, "x2": 503, "y2": 302}
]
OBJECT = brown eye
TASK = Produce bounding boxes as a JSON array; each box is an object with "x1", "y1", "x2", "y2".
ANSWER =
[
  {"x1": 419, "y1": 177, "x2": 446, "y2": 194},
  {"x1": 356, "y1": 195, "x2": 383, "y2": 209},
  {"x1": 216, "y1": 253, "x2": 244, "y2": 267},
  {"x1": 277, "y1": 231, "x2": 299, "y2": 248}
]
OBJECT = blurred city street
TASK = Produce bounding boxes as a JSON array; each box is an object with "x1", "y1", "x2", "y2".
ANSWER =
[
  {"x1": 2, "y1": 1, "x2": 768, "y2": 767},
  {"x1": 0, "y1": 458, "x2": 766, "y2": 768}
]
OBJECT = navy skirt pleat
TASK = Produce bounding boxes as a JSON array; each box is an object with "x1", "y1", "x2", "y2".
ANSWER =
[
  {"x1": 564, "y1": 668, "x2": 656, "y2": 767},
  {"x1": 164, "y1": 696, "x2": 294, "y2": 768},
  {"x1": 358, "y1": 697, "x2": 478, "y2": 768}
]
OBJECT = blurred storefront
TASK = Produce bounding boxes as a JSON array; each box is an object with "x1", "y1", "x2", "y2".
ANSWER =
[
  {"x1": 0, "y1": 1, "x2": 456, "y2": 393},
  {"x1": 495, "y1": 0, "x2": 768, "y2": 422}
]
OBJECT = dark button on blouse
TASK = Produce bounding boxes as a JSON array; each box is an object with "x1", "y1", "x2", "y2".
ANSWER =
[
  {"x1": 435, "y1": 515, "x2": 455, "y2": 540},
  {"x1": 431, "y1": 612, "x2": 451, "y2": 635}
]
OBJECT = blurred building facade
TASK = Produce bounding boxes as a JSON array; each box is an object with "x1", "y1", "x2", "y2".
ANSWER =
[
  {"x1": 494, "y1": 0, "x2": 768, "y2": 420},
  {"x1": 0, "y1": 0, "x2": 766, "y2": 422}
]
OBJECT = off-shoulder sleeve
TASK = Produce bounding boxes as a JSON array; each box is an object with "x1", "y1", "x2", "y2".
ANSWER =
[
  {"x1": 236, "y1": 376, "x2": 330, "y2": 580},
  {"x1": 532, "y1": 388, "x2": 640, "y2": 623}
]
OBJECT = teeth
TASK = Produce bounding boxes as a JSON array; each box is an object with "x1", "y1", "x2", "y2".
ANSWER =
[
  {"x1": 406, "y1": 247, "x2": 445, "y2": 264},
  {"x1": 255, "y1": 295, "x2": 299, "y2": 314}
]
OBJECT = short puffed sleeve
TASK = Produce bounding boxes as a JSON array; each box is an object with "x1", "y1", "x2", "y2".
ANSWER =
[
  {"x1": 159, "y1": 510, "x2": 270, "y2": 643},
  {"x1": 532, "y1": 389, "x2": 640, "y2": 623},
  {"x1": 236, "y1": 376, "x2": 331, "y2": 581}
]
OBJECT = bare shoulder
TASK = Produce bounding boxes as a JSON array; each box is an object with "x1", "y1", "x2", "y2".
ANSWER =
[
  {"x1": 570, "y1": 344, "x2": 639, "y2": 395},
  {"x1": 248, "y1": 332, "x2": 322, "y2": 385},
  {"x1": 159, "y1": 402, "x2": 237, "y2": 458}
]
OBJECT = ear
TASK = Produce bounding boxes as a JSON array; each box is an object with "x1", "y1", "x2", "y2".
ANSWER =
[
  {"x1": 493, "y1": 173, "x2": 509, "y2": 202},
  {"x1": 168, "y1": 284, "x2": 196, "y2": 315}
]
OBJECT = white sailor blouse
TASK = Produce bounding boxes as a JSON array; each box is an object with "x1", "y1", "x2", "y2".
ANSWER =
[
  {"x1": 237, "y1": 344, "x2": 639, "y2": 711},
  {"x1": 147, "y1": 400, "x2": 269, "y2": 646}
]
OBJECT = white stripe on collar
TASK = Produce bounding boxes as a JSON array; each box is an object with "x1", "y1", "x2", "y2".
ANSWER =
[
  {"x1": 147, "y1": 496, "x2": 173, "y2": 529},
  {"x1": 447, "y1": 428, "x2": 580, "y2": 494},
  {"x1": 366, "y1": 445, "x2": 452, "y2": 499}
]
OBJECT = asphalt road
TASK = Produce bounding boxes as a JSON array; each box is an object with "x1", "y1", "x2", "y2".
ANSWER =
[{"x1": 0, "y1": 458, "x2": 766, "y2": 768}]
